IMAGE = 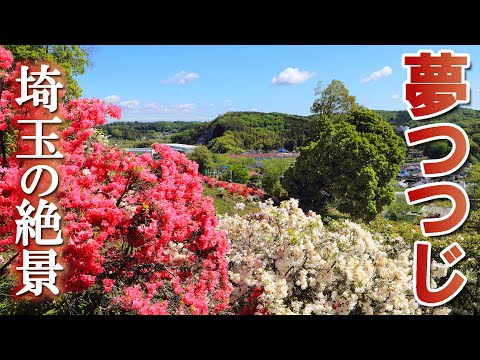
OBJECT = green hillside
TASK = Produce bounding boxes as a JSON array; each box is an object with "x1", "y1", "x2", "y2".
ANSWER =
[
  {"x1": 98, "y1": 121, "x2": 204, "y2": 147},
  {"x1": 98, "y1": 107, "x2": 480, "y2": 160},
  {"x1": 375, "y1": 107, "x2": 480, "y2": 131},
  {"x1": 375, "y1": 107, "x2": 480, "y2": 162},
  {"x1": 170, "y1": 111, "x2": 317, "y2": 153}
]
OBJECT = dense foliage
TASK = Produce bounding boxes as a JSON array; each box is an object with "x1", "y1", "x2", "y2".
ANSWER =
[
  {"x1": 0, "y1": 47, "x2": 232, "y2": 314},
  {"x1": 310, "y1": 80, "x2": 358, "y2": 119},
  {"x1": 171, "y1": 111, "x2": 316, "y2": 153},
  {"x1": 187, "y1": 145, "x2": 214, "y2": 174},
  {"x1": 3, "y1": 45, "x2": 477, "y2": 316},
  {"x1": 4, "y1": 45, "x2": 92, "y2": 100},
  {"x1": 261, "y1": 158, "x2": 294, "y2": 199},
  {"x1": 99, "y1": 120, "x2": 203, "y2": 143},
  {"x1": 283, "y1": 109, "x2": 405, "y2": 222},
  {"x1": 377, "y1": 107, "x2": 480, "y2": 163}
]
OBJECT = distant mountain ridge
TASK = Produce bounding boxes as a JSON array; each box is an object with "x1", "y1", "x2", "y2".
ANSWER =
[
  {"x1": 99, "y1": 107, "x2": 480, "y2": 160},
  {"x1": 374, "y1": 107, "x2": 480, "y2": 130},
  {"x1": 170, "y1": 111, "x2": 318, "y2": 153},
  {"x1": 375, "y1": 107, "x2": 480, "y2": 162}
]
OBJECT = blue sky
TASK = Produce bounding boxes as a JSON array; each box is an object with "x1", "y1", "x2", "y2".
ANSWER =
[{"x1": 77, "y1": 45, "x2": 480, "y2": 122}]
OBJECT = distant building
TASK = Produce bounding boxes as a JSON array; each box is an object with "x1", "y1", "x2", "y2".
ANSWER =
[
  {"x1": 398, "y1": 125, "x2": 409, "y2": 133},
  {"x1": 125, "y1": 148, "x2": 155, "y2": 155},
  {"x1": 409, "y1": 178, "x2": 432, "y2": 188},
  {"x1": 165, "y1": 143, "x2": 198, "y2": 154},
  {"x1": 125, "y1": 143, "x2": 198, "y2": 156},
  {"x1": 227, "y1": 152, "x2": 298, "y2": 160},
  {"x1": 398, "y1": 170, "x2": 410, "y2": 178},
  {"x1": 405, "y1": 165, "x2": 420, "y2": 171}
]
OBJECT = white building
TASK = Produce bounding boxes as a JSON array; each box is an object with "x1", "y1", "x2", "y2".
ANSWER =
[
  {"x1": 125, "y1": 148, "x2": 155, "y2": 155},
  {"x1": 125, "y1": 143, "x2": 198, "y2": 156},
  {"x1": 165, "y1": 143, "x2": 198, "y2": 154}
]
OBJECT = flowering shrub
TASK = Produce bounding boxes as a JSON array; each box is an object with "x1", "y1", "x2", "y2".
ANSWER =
[
  {"x1": 58, "y1": 136, "x2": 232, "y2": 314},
  {"x1": 203, "y1": 175, "x2": 265, "y2": 199},
  {"x1": 221, "y1": 199, "x2": 450, "y2": 315},
  {"x1": 0, "y1": 46, "x2": 232, "y2": 314},
  {"x1": 0, "y1": 51, "x2": 42, "y2": 253},
  {"x1": 0, "y1": 48, "x2": 13, "y2": 72}
]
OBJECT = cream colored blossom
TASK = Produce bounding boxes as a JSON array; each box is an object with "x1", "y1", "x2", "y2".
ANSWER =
[{"x1": 221, "y1": 199, "x2": 449, "y2": 315}]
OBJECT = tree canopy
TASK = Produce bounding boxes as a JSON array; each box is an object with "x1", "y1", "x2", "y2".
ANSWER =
[
  {"x1": 310, "y1": 80, "x2": 358, "y2": 119},
  {"x1": 171, "y1": 111, "x2": 315, "y2": 153},
  {"x1": 377, "y1": 107, "x2": 480, "y2": 163},
  {"x1": 187, "y1": 145, "x2": 214, "y2": 174},
  {"x1": 283, "y1": 108, "x2": 405, "y2": 222},
  {"x1": 221, "y1": 163, "x2": 250, "y2": 184},
  {"x1": 261, "y1": 157, "x2": 294, "y2": 199},
  {"x1": 4, "y1": 45, "x2": 92, "y2": 100}
]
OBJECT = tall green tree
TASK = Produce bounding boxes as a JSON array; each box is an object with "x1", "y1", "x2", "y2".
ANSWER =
[
  {"x1": 261, "y1": 157, "x2": 294, "y2": 199},
  {"x1": 187, "y1": 145, "x2": 214, "y2": 174},
  {"x1": 283, "y1": 108, "x2": 405, "y2": 222},
  {"x1": 4, "y1": 45, "x2": 92, "y2": 100},
  {"x1": 310, "y1": 79, "x2": 358, "y2": 119}
]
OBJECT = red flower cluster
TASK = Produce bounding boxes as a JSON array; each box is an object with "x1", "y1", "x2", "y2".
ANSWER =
[
  {"x1": 0, "y1": 47, "x2": 232, "y2": 314},
  {"x1": 0, "y1": 164, "x2": 20, "y2": 250},
  {"x1": 0, "y1": 48, "x2": 13, "y2": 70},
  {"x1": 0, "y1": 61, "x2": 43, "y2": 251},
  {"x1": 238, "y1": 287, "x2": 267, "y2": 315},
  {"x1": 58, "y1": 101, "x2": 232, "y2": 314},
  {"x1": 0, "y1": 92, "x2": 12, "y2": 131},
  {"x1": 202, "y1": 175, "x2": 266, "y2": 199}
]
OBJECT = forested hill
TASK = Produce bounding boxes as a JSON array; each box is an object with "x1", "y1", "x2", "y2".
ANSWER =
[
  {"x1": 375, "y1": 107, "x2": 480, "y2": 162},
  {"x1": 375, "y1": 107, "x2": 480, "y2": 163},
  {"x1": 98, "y1": 108, "x2": 480, "y2": 158},
  {"x1": 375, "y1": 107, "x2": 480, "y2": 133},
  {"x1": 170, "y1": 111, "x2": 318, "y2": 153}
]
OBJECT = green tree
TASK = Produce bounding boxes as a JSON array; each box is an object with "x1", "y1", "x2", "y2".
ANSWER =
[
  {"x1": 467, "y1": 163, "x2": 480, "y2": 210},
  {"x1": 208, "y1": 131, "x2": 244, "y2": 154},
  {"x1": 310, "y1": 80, "x2": 358, "y2": 119},
  {"x1": 283, "y1": 108, "x2": 405, "y2": 222},
  {"x1": 423, "y1": 140, "x2": 450, "y2": 159},
  {"x1": 221, "y1": 163, "x2": 249, "y2": 184},
  {"x1": 261, "y1": 158, "x2": 294, "y2": 199},
  {"x1": 187, "y1": 145, "x2": 214, "y2": 174},
  {"x1": 111, "y1": 128, "x2": 123, "y2": 138},
  {"x1": 4, "y1": 45, "x2": 92, "y2": 100}
]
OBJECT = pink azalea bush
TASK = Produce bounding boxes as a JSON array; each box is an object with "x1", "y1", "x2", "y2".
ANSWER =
[
  {"x1": 202, "y1": 175, "x2": 266, "y2": 199},
  {"x1": 0, "y1": 47, "x2": 232, "y2": 314}
]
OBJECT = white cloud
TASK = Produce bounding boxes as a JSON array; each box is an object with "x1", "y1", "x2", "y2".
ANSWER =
[
  {"x1": 119, "y1": 99, "x2": 140, "y2": 109},
  {"x1": 391, "y1": 94, "x2": 400, "y2": 100},
  {"x1": 475, "y1": 88, "x2": 480, "y2": 93},
  {"x1": 144, "y1": 102, "x2": 196, "y2": 113},
  {"x1": 161, "y1": 70, "x2": 199, "y2": 85},
  {"x1": 272, "y1": 67, "x2": 316, "y2": 85},
  {"x1": 362, "y1": 66, "x2": 393, "y2": 83},
  {"x1": 117, "y1": 102, "x2": 206, "y2": 122},
  {"x1": 223, "y1": 99, "x2": 233, "y2": 107},
  {"x1": 103, "y1": 95, "x2": 121, "y2": 104}
]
